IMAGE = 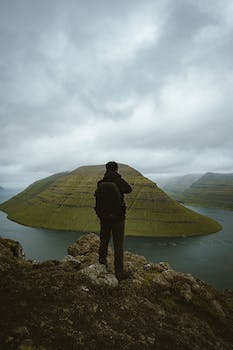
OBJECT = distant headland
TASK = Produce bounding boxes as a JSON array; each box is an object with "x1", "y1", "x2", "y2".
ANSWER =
[{"x1": 161, "y1": 172, "x2": 233, "y2": 211}]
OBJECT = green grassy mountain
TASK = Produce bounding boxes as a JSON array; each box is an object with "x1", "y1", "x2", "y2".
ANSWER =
[
  {"x1": 0, "y1": 164, "x2": 221, "y2": 236},
  {"x1": 182, "y1": 172, "x2": 233, "y2": 210},
  {"x1": 162, "y1": 174, "x2": 202, "y2": 200}
]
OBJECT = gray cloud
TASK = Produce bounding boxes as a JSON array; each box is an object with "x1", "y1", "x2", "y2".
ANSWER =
[{"x1": 0, "y1": 0, "x2": 233, "y2": 188}]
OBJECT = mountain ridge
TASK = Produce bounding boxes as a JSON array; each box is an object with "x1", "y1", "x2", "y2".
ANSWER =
[
  {"x1": 0, "y1": 164, "x2": 221, "y2": 236},
  {"x1": 161, "y1": 173, "x2": 202, "y2": 199},
  {"x1": 182, "y1": 172, "x2": 233, "y2": 210}
]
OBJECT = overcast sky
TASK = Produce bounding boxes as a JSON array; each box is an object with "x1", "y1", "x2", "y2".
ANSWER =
[{"x1": 0, "y1": 0, "x2": 233, "y2": 188}]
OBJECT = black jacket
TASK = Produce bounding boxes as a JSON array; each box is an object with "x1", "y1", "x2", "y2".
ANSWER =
[
  {"x1": 96, "y1": 171, "x2": 132, "y2": 220},
  {"x1": 98, "y1": 171, "x2": 132, "y2": 200}
]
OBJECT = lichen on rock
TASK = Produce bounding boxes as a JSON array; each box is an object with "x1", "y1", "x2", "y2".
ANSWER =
[{"x1": 79, "y1": 263, "x2": 118, "y2": 288}]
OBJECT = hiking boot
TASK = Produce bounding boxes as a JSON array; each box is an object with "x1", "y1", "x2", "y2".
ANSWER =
[{"x1": 115, "y1": 270, "x2": 132, "y2": 281}]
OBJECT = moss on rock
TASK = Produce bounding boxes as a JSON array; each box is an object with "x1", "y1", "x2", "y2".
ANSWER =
[{"x1": 0, "y1": 233, "x2": 232, "y2": 350}]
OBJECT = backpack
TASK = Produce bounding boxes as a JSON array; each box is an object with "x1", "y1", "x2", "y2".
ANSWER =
[{"x1": 94, "y1": 181, "x2": 124, "y2": 220}]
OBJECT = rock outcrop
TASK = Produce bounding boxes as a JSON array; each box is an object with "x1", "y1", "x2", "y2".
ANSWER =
[{"x1": 0, "y1": 234, "x2": 233, "y2": 350}]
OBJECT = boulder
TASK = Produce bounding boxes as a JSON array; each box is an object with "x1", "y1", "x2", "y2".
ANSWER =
[
  {"x1": 62, "y1": 255, "x2": 81, "y2": 269},
  {"x1": 79, "y1": 263, "x2": 118, "y2": 288},
  {"x1": 0, "y1": 236, "x2": 24, "y2": 258}
]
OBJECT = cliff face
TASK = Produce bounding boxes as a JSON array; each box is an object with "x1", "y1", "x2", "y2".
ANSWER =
[
  {"x1": 0, "y1": 164, "x2": 221, "y2": 236},
  {"x1": 0, "y1": 234, "x2": 232, "y2": 350},
  {"x1": 182, "y1": 172, "x2": 233, "y2": 210}
]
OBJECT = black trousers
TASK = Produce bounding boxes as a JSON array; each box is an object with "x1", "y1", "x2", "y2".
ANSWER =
[{"x1": 99, "y1": 219, "x2": 125, "y2": 274}]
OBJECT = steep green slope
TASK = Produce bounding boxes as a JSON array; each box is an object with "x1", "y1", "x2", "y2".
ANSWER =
[
  {"x1": 183, "y1": 172, "x2": 233, "y2": 210},
  {"x1": 0, "y1": 164, "x2": 221, "y2": 236},
  {"x1": 162, "y1": 174, "x2": 202, "y2": 199}
]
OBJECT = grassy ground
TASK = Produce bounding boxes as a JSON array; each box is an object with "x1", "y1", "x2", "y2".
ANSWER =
[{"x1": 0, "y1": 164, "x2": 222, "y2": 236}]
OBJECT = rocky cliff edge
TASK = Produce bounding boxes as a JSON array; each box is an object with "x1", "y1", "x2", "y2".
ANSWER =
[{"x1": 0, "y1": 234, "x2": 233, "y2": 350}]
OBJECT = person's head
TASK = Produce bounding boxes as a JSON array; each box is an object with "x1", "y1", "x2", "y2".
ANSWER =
[{"x1": 106, "y1": 161, "x2": 118, "y2": 172}]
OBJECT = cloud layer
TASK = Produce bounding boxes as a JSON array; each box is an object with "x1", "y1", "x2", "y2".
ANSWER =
[{"x1": 0, "y1": 0, "x2": 233, "y2": 187}]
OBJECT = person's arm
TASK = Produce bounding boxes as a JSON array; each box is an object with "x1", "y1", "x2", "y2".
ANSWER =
[{"x1": 119, "y1": 178, "x2": 132, "y2": 194}]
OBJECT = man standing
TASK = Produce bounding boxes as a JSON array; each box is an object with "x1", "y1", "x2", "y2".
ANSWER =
[{"x1": 94, "y1": 161, "x2": 132, "y2": 281}]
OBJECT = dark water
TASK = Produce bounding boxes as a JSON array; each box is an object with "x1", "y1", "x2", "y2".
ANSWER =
[
  {"x1": 0, "y1": 189, "x2": 84, "y2": 261},
  {"x1": 0, "y1": 189, "x2": 233, "y2": 290}
]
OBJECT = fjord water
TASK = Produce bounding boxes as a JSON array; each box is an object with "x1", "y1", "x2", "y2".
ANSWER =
[{"x1": 0, "y1": 189, "x2": 233, "y2": 290}]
